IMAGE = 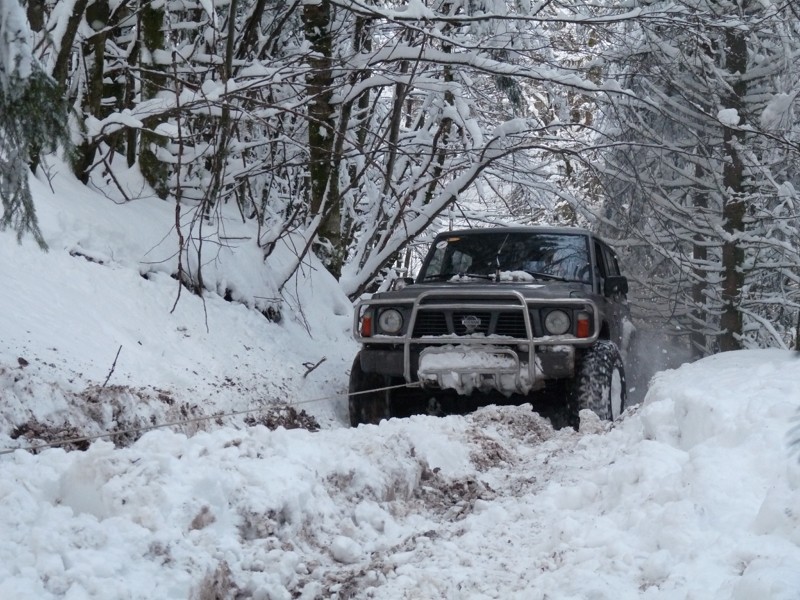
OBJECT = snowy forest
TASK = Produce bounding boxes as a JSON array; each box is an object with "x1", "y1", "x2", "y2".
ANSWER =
[{"x1": 2, "y1": 0, "x2": 799, "y2": 355}]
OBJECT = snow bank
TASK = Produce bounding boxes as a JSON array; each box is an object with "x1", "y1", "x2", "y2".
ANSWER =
[
  {"x1": 1, "y1": 351, "x2": 798, "y2": 598},
  {"x1": 0, "y1": 164, "x2": 356, "y2": 448}
]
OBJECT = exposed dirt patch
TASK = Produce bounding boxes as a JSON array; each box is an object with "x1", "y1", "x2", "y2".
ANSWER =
[
  {"x1": 5, "y1": 381, "x2": 207, "y2": 453},
  {"x1": 244, "y1": 404, "x2": 320, "y2": 432},
  {"x1": 10, "y1": 420, "x2": 90, "y2": 452},
  {"x1": 469, "y1": 404, "x2": 555, "y2": 445},
  {"x1": 463, "y1": 405, "x2": 555, "y2": 471},
  {"x1": 319, "y1": 467, "x2": 500, "y2": 597},
  {"x1": 415, "y1": 464, "x2": 497, "y2": 520}
]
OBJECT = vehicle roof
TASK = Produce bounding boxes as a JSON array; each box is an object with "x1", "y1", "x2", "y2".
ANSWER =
[{"x1": 434, "y1": 225, "x2": 596, "y2": 238}]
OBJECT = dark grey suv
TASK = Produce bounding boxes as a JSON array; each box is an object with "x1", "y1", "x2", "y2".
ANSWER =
[{"x1": 349, "y1": 226, "x2": 632, "y2": 428}]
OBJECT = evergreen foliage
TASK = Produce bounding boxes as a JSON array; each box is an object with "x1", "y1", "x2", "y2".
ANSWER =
[{"x1": 0, "y1": 0, "x2": 69, "y2": 248}]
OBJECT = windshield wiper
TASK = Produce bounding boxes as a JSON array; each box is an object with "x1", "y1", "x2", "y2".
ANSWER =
[
  {"x1": 521, "y1": 270, "x2": 568, "y2": 282},
  {"x1": 421, "y1": 272, "x2": 494, "y2": 281}
]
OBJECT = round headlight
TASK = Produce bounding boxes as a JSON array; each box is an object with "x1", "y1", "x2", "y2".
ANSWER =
[
  {"x1": 378, "y1": 309, "x2": 403, "y2": 334},
  {"x1": 544, "y1": 310, "x2": 571, "y2": 335}
]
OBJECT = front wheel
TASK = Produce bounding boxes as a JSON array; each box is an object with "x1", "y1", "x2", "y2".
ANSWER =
[
  {"x1": 348, "y1": 353, "x2": 392, "y2": 427},
  {"x1": 566, "y1": 340, "x2": 626, "y2": 429}
]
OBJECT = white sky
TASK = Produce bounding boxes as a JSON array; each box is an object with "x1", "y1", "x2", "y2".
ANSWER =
[{"x1": 0, "y1": 165, "x2": 799, "y2": 599}]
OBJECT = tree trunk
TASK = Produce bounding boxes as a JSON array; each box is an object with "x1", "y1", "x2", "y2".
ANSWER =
[
  {"x1": 796, "y1": 312, "x2": 800, "y2": 351},
  {"x1": 718, "y1": 25, "x2": 748, "y2": 352},
  {"x1": 691, "y1": 161, "x2": 709, "y2": 357},
  {"x1": 52, "y1": 0, "x2": 91, "y2": 89},
  {"x1": 207, "y1": 0, "x2": 238, "y2": 209},
  {"x1": 138, "y1": 3, "x2": 170, "y2": 199},
  {"x1": 303, "y1": 0, "x2": 341, "y2": 277},
  {"x1": 73, "y1": 18, "x2": 109, "y2": 182}
]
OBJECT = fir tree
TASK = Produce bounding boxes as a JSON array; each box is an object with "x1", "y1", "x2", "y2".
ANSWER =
[{"x1": 0, "y1": 0, "x2": 69, "y2": 248}]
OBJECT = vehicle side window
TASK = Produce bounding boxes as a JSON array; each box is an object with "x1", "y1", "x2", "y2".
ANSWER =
[
  {"x1": 602, "y1": 245, "x2": 620, "y2": 277},
  {"x1": 593, "y1": 241, "x2": 607, "y2": 283}
]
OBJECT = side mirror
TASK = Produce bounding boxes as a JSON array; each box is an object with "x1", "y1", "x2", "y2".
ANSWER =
[
  {"x1": 604, "y1": 275, "x2": 628, "y2": 296},
  {"x1": 390, "y1": 277, "x2": 415, "y2": 291}
]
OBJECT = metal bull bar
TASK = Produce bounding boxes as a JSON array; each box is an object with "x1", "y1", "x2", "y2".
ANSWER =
[{"x1": 354, "y1": 289, "x2": 600, "y2": 391}]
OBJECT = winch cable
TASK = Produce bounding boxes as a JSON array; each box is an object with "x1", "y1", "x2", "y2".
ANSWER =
[{"x1": 0, "y1": 381, "x2": 423, "y2": 456}]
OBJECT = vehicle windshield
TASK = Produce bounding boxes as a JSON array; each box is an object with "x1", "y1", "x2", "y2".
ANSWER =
[{"x1": 418, "y1": 231, "x2": 591, "y2": 283}]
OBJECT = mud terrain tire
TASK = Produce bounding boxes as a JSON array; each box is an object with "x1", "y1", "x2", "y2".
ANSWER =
[
  {"x1": 348, "y1": 353, "x2": 392, "y2": 426},
  {"x1": 567, "y1": 340, "x2": 626, "y2": 429}
]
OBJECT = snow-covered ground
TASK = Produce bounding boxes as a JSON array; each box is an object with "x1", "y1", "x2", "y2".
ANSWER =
[
  {"x1": 1, "y1": 167, "x2": 799, "y2": 599},
  {"x1": 0, "y1": 164, "x2": 356, "y2": 444}
]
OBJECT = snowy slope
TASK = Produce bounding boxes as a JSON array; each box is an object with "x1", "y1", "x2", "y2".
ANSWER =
[
  {"x1": 0, "y1": 165, "x2": 356, "y2": 448},
  {"x1": 1, "y1": 168, "x2": 799, "y2": 599}
]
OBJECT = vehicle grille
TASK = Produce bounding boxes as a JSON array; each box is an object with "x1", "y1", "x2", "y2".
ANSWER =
[
  {"x1": 413, "y1": 312, "x2": 448, "y2": 337},
  {"x1": 412, "y1": 309, "x2": 532, "y2": 338},
  {"x1": 496, "y1": 312, "x2": 528, "y2": 338},
  {"x1": 453, "y1": 311, "x2": 492, "y2": 335}
]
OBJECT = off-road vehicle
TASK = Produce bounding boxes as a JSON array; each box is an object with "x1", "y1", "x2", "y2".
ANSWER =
[{"x1": 349, "y1": 226, "x2": 632, "y2": 428}]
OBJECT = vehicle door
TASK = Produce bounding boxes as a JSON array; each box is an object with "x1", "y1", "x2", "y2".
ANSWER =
[{"x1": 593, "y1": 239, "x2": 629, "y2": 349}]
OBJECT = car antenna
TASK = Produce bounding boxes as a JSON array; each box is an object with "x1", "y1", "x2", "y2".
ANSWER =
[{"x1": 495, "y1": 233, "x2": 509, "y2": 282}]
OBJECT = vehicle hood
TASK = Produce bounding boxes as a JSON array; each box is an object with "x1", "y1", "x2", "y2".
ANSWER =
[{"x1": 370, "y1": 281, "x2": 593, "y2": 302}]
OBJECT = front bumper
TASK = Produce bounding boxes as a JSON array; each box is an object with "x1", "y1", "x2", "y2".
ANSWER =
[
  {"x1": 361, "y1": 343, "x2": 575, "y2": 395},
  {"x1": 355, "y1": 289, "x2": 599, "y2": 395}
]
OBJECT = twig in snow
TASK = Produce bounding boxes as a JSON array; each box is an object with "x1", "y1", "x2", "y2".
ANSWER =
[
  {"x1": 101, "y1": 345, "x2": 123, "y2": 389},
  {"x1": 302, "y1": 357, "x2": 327, "y2": 378}
]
